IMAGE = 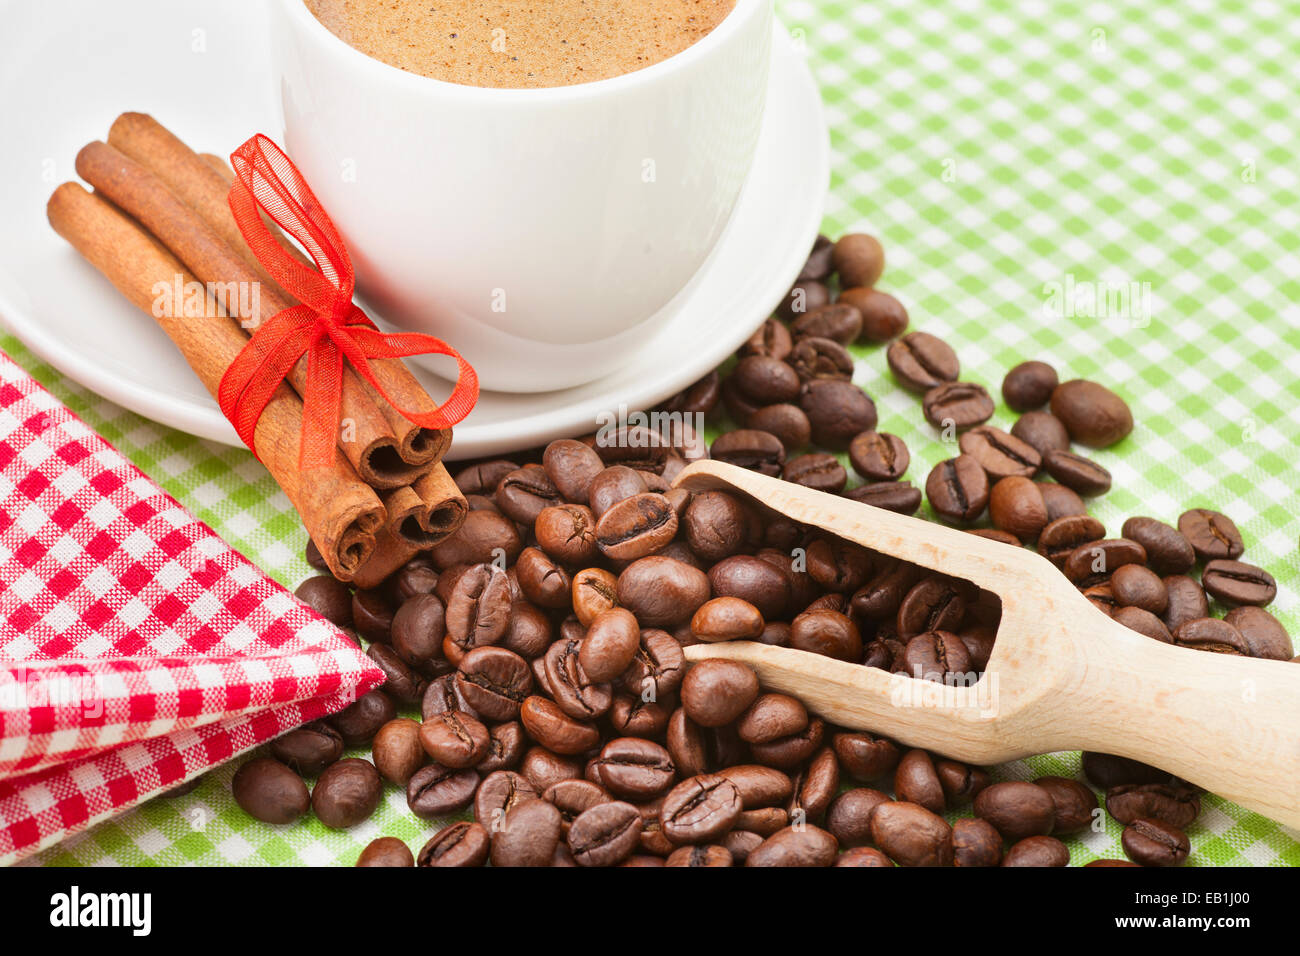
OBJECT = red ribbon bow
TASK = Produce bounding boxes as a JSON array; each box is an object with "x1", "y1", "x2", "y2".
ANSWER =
[{"x1": 217, "y1": 134, "x2": 478, "y2": 470}]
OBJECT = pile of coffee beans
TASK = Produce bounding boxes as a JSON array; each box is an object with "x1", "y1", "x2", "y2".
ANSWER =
[{"x1": 224, "y1": 232, "x2": 1293, "y2": 867}]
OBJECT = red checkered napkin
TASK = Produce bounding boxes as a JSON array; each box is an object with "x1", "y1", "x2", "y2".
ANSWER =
[{"x1": 0, "y1": 349, "x2": 384, "y2": 864}]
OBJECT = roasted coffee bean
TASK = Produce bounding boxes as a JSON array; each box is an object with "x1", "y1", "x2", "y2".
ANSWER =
[
  {"x1": 973, "y1": 781, "x2": 1056, "y2": 842},
  {"x1": 544, "y1": 779, "x2": 612, "y2": 831},
  {"x1": 748, "y1": 717, "x2": 824, "y2": 770},
  {"x1": 1011, "y1": 411, "x2": 1071, "y2": 457},
  {"x1": 848, "y1": 431, "x2": 910, "y2": 481},
  {"x1": 871, "y1": 802, "x2": 953, "y2": 867},
  {"x1": 887, "y1": 332, "x2": 959, "y2": 393},
  {"x1": 1050, "y1": 379, "x2": 1133, "y2": 448},
  {"x1": 406, "y1": 762, "x2": 480, "y2": 818},
  {"x1": 792, "y1": 303, "x2": 862, "y2": 345},
  {"x1": 1002, "y1": 361, "x2": 1059, "y2": 412},
  {"x1": 1106, "y1": 783, "x2": 1200, "y2": 828},
  {"x1": 959, "y1": 426, "x2": 1041, "y2": 481},
  {"x1": 805, "y1": 536, "x2": 873, "y2": 592},
  {"x1": 787, "y1": 745, "x2": 839, "y2": 820},
  {"x1": 957, "y1": 627, "x2": 996, "y2": 670},
  {"x1": 901, "y1": 630, "x2": 974, "y2": 683},
  {"x1": 591, "y1": 427, "x2": 671, "y2": 474},
  {"x1": 620, "y1": 629, "x2": 686, "y2": 699},
  {"x1": 371, "y1": 718, "x2": 426, "y2": 785},
  {"x1": 680, "y1": 659, "x2": 760, "y2": 727},
  {"x1": 521, "y1": 746, "x2": 584, "y2": 792},
  {"x1": 741, "y1": 317, "x2": 794, "y2": 360},
  {"x1": 1085, "y1": 859, "x2": 1142, "y2": 867},
  {"x1": 419, "y1": 710, "x2": 491, "y2": 768},
  {"x1": 776, "y1": 279, "x2": 830, "y2": 321},
  {"x1": 1044, "y1": 448, "x2": 1111, "y2": 496},
  {"x1": 479, "y1": 721, "x2": 526, "y2": 774},
  {"x1": 617, "y1": 556, "x2": 710, "y2": 628},
  {"x1": 665, "y1": 844, "x2": 733, "y2": 866},
  {"x1": 1063, "y1": 538, "x2": 1147, "y2": 585},
  {"x1": 798, "y1": 234, "x2": 835, "y2": 281},
  {"x1": 1081, "y1": 752, "x2": 1171, "y2": 790},
  {"x1": 593, "y1": 738, "x2": 676, "y2": 800},
  {"x1": 542, "y1": 439, "x2": 605, "y2": 505},
  {"x1": 418, "y1": 821, "x2": 491, "y2": 867},
  {"x1": 270, "y1": 721, "x2": 344, "y2": 776},
  {"x1": 1178, "y1": 508, "x2": 1244, "y2": 561},
  {"x1": 329, "y1": 689, "x2": 397, "y2": 747},
  {"x1": 897, "y1": 577, "x2": 967, "y2": 638},
  {"x1": 952, "y1": 817, "x2": 1003, "y2": 867},
  {"x1": 747, "y1": 404, "x2": 811, "y2": 453},
  {"x1": 567, "y1": 800, "x2": 643, "y2": 866},
  {"x1": 1202, "y1": 559, "x2": 1276, "y2": 607},
  {"x1": 1110, "y1": 564, "x2": 1168, "y2": 615},
  {"x1": 312, "y1": 758, "x2": 382, "y2": 829},
  {"x1": 455, "y1": 646, "x2": 531, "y2": 722},
  {"x1": 570, "y1": 567, "x2": 618, "y2": 626},
  {"x1": 844, "y1": 481, "x2": 923, "y2": 515},
  {"x1": 711, "y1": 429, "x2": 786, "y2": 476},
  {"x1": 732, "y1": 355, "x2": 802, "y2": 405},
  {"x1": 1224, "y1": 606, "x2": 1293, "y2": 660},
  {"x1": 922, "y1": 381, "x2": 994, "y2": 431},
  {"x1": 494, "y1": 465, "x2": 563, "y2": 526},
  {"x1": 722, "y1": 375, "x2": 762, "y2": 423},
  {"x1": 1084, "y1": 583, "x2": 1117, "y2": 615},
  {"x1": 840, "y1": 287, "x2": 908, "y2": 342},
  {"x1": 800, "y1": 379, "x2": 878, "y2": 449},
  {"x1": 473, "y1": 769, "x2": 539, "y2": 825},
  {"x1": 736, "y1": 693, "x2": 807, "y2": 745},
  {"x1": 578, "y1": 607, "x2": 641, "y2": 681},
  {"x1": 544, "y1": 636, "x2": 612, "y2": 721},
  {"x1": 1038, "y1": 514, "x2": 1106, "y2": 567},
  {"x1": 304, "y1": 538, "x2": 329, "y2": 572},
  {"x1": 988, "y1": 476, "x2": 1048, "y2": 540},
  {"x1": 454, "y1": 459, "x2": 516, "y2": 496},
  {"x1": 832, "y1": 233, "x2": 885, "y2": 288},
  {"x1": 1173, "y1": 617, "x2": 1249, "y2": 655},
  {"x1": 1113, "y1": 606, "x2": 1173, "y2": 643},
  {"x1": 609, "y1": 692, "x2": 672, "y2": 738},
  {"x1": 521, "y1": 695, "x2": 601, "y2": 754},
  {"x1": 825, "y1": 788, "x2": 890, "y2": 847},
  {"x1": 661, "y1": 774, "x2": 743, "y2": 844},
  {"x1": 893, "y1": 749, "x2": 945, "y2": 814},
  {"x1": 925, "y1": 456, "x2": 989, "y2": 523},
  {"x1": 430, "y1": 509, "x2": 523, "y2": 570},
  {"x1": 1120, "y1": 516, "x2": 1196, "y2": 575},
  {"x1": 1033, "y1": 775, "x2": 1099, "y2": 834},
  {"x1": 936, "y1": 760, "x2": 991, "y2": 806},
  {"x1": 736, "y1": 807, "x2": 789, "y2": 835},
  {"x1": 788, "y1": 336, "x2": 854, "y2": 382},
  {"x1": 836, "y1": 846, "x2": 895, "y2": 867},
  {"x1": 501, "y1": 599, "x2": 558, "y2": 663},
  {"x1": 444, "y1": 563, "x2": 512, "y2": 659},
  {"x1": 691, "y1": 596, "x2": 765, "y2": 643},
  {"x1": 367, "y1": 643, "x2": 425, "y2": 705},
  {"x1": 587, "y1": 466, "x2": 648, "y2": 520},
  {"x1": 295, "y1": 575, "x2": 353, "y2": 628},
  {"x1": 593, "y1": 493, "x2": 678, "y2": 562},
  {"x1": 682, "y1": 491, "x2": 751, "y2": 564},
  {"x1": 1122, "y1": 818, "x2": 1189, "y2": 867},
  {"x1": 790, "y1": 609, "x2": 862, "y2": 662},
  {"x1": 352, "y1": 588, "x2": 395, "y2": 642},
  {"x1": 745, "y1": 825, "x2": 838, "y2": 867},
  {"x1": 783, "y1": 452, "x2": 847, "y2": 493},
  {"x1": 1039, "y1": 482, "x2": 1087, "y2": 521},
  {"x1": 231, "y1": 757, "x2": 310, "y2": 824},
  {"x1": 356, "y1": 836, "x2": 415, "y2": 867},
  {"x1": 491, "y1": 798, "x2": 564, "y2": 867},
  {"x1": 708, "y1": 555, "x2": 791, "y2": 621},
  {"x1": 719, "y1": 765, "x2": 795, "y2": 808},
  {"x1": 851, "y1": 559, "x2": 922, "y2": 621},
  {"x1": 1003, "y1": 835, "x2": 1070, "y2": 867},
  {"x1": 511, "y1": 547, "x2": 568, "y2": 610},
  {"x1": 389, "y1": 593, "x2": 446, "y2": 668},
  {"x1": 1163, "y1": 574, "x2": 1210, "y2": 632}
]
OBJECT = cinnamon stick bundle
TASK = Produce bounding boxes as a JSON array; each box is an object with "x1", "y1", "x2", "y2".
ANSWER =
[{"x1": 47, "y1": 183, "x2": 385, "y2": 580}]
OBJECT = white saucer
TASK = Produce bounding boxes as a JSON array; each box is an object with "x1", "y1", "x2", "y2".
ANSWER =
[{"x1": 0, "y1": 0, "x2": 828, "y2": 459}]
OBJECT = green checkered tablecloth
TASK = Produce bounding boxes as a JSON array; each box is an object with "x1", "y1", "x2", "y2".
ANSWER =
[{"x1": 10, "y1": 0, "x2": 1299, "y2": 866}]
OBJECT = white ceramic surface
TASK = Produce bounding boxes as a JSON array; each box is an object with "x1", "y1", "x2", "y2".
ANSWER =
[
  {"x1": 274, "y1": 0, "x2": 774, "y2": 392},
  {"x1": 0, "y1": 0, "x2": 827, "y2": 460}
]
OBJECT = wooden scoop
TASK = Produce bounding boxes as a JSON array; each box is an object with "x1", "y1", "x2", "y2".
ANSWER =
[{"x1": 673, "y1": 460, "x2": 1300, "y2": 828}]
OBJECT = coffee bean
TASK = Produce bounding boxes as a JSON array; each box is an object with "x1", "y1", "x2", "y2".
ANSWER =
[
  {"x1": 455, "y1": 646, "x2": 531, "y2": 722},
  {"x1": 1120, "y1": 516, "x2": 1195, "y2": 575},
  {"x1": 1081, "y1": 752, "x2": 1172, "y2": 790},
  {"x1": 1038, "y1": 515, "x2": 1106, "y2": 568},
  {"x1": 831, "y1": 233, "x2": 885, "y2": 288},
  {"x1": 736, "y1": 806, "x2": 790, "y2": 835},
  {"x1": 295, "y1": 575, "x2": 353, "y2": 628},
  {"x1": 491, "y1": 798, "x2": 564, "y2": 867},
  {"x1": 959, "y1": 426, "x2": 1042, "y2": 481},
  {"x1": 542, "y1": 439, "x2": 605, "y2": 505},
  {"x1": 800, "y1": 379, "x2": 878, "y2": 449},
  {"x1": 740, "y1": 317, "x2": 793, "y2": 360},
  {"x1": 1162, "y1": 575, "x2": 1210, "y2": 632},
  {"x1": 893, "y1": 749, "x2": 945, "y2": 814},
  {"x1": 1039, "y1": 482, "x2": 1087, "y2": 521},
  {"x1": 798, "y1": 233, "x2": 835, "y2": 282},
  {"x1": 1202, "y1": 559, "x2": 1276, "y2": 607},
  {"x1": 494, "y1": 465, "x2": 563, "y2": 526},
  {"x1": 367, "y1": 643, "x2": 425, "y2": 705},
  {"x1": 1050, "y1": 379, "x2": 1133, "y2": 448},
  {"x1": 304, "y1": 538, "x2": 328, "y2": 572},
  {"x1": 1033, "y1": 776, "x2": 1098, "y2": 834},
  {"x1": 617, "y1": 556, "x2": 710, "y2": 628},
  {"x1": 1002, "y1": 361, "x2": 1059, "y2": 412},
  {"x1": 957, "y1": 627, "x2": 996, "y2": 670},
  {"x1": 592, "y1": 492, "x2": 678, "y2": 562},
  {"x1": 790, "y1": 609, "x2": 863, "y2": 662},
  {"x1": 453, "y1": 459, "x2": 516, "y2": 496},
  {"x1": 831, "y1": 732, "x2": 901, "y2": 784},
  {"x1": 825, "y1": 788, "x2": 890, "y2": 847},
  {"x1": 719, "y1": 765, "x2": 795, "y2": 808},
  {"x1": 389, "y1": 593, "x2": 446, "y2": 668},
  {"x1": 231, "y1": 757, "x2": 310, "y2": 824},
  {"x1": 352, "y1": 588, "x2": 395, "y2": 642},
  {"x1": 1110, "y1": 564, "x2": 1168, "y2": 614},
  {"x1": 593, "y1": 738, "x2": 676, "y2": 800},
  {"x1": 851, "y1": 559, "x2": 922, "y2": 621},
  {"x1": 776, "y1": 279, "x2": 830, "y2": 321},
  {"x1": 664, "y1": 844, "x2": 733, "y2": 866},
  {"x1": 745, "y1": 825, "x2": 838, "y2": 867},
  {"x1": 849, "y1": 431, "x2": 910, "y2": 481},
  {"x1": 1044, "y1": 448, "x2": 1111, "y2": 496},
  {"x1": 923, "y1": 381, "x2": 995, "y2": 431},
  {"x1": 973, "y1": 781, "x2": 1055, "y2": 842},
  {"x1": 747, "y1": 404, "x2": 812, "y2": 452},
  {"x1": 1011, "y1": 411, "x2": 1071, "y2": 457},
  {"x1": 521, "y1": 695, "x2": 601, "y2": 754},
  {"x1": 312, "y1": 758, "x2": 382, "y2": 829},
  {"x1": 902, "y1": 630, "x2": 974, "y2": 683},
  {"x1": 544, "y1": 779, "x2": 612, "y2": 833},
  {"x1": 567, "y1": 800, "x2": 643, "y2": 866},
  {"x1": 988, "y1": 476, "x2": 1049, "y2": 540},
  {"x1": 371, "y1": 718, "x2": 426, "y2": 785},
  {"x1": 708, "y1": 555, "x2": 791, "y2": 621},
  {"x1": 951, "y1": 817, "x2": 1003, "y2": 867},
  {"x1": 575, "y1": 607, "x2": 639, "y2": 681},
  {"x1": 356, "y1": 836, "x2": 414, "y2": 867},
  {"x1": 732, "y1": 355, "x2": 802, "y2": 405},
  {"x1": 587, "y1": 465, "x2": 649, "y2": 520},
  {"x1": 710, "y1": 429, "x2": 786, "y2": 476},
  {"x1": 418, "y1": 821, "x2": 491, "y2": 867},
  {"x1": 839, "y1": 287, "x2": 908, "y2": 342},
  {"x1": 660, "y1": 774, "x2": 743, "y2": 844},
  {"x1": 444, "y1": 563, "x2": 512, "y2": 660},
  {"x1": 1223, "y1": 606, "x2": 1293, "y2": 660},
  {"x1": 1062, "y1": 538, "x2": 1147, "y2": 585},
  {"x1": 270, "y1": 721, "x2": 344, "y2": 776},
  {"x1": 836, "y1": 846, "x2": 895, "y2": 867},
  {"x1": 926, "y1": 455, "x2": 990, "y2": 523},
  {"x1": 521, "y1": 746, "x2": 584, "y2": 793},
  {"x1": 431, "y1": 509, "x2": 523, "y2": 570},
  {"x1": 783, "y1": 452, "x2": 847, "y2": 493},
  {"x1": 897, "y1": 577, "x2": 968, "y2": 638},
  {"x1": 936, "y1": 760, "x2": 991, "y2": 805},
  {"x1": 736, "y1": 693, "x2": 807, "y2": 745},
  {"x1": 887, "y1": 332, "x2": 959, "y2": 393},
  {"x1": 1113, "y1": 606, "x2": 1173, "y2": 643},
  {"x1": 844, "y1": 480, "x2": 923, "y2": 515},
  {"x1": 620, "y1": 629, "x2": 685, "y2": 699},
  {"x1": 1122, "y1": 817, "x2": 1190, "y2": 866},
  {"x1": 609, "y1": 692, "x2": 672, "y2": 738},
  {"x1": 681, "y1": 659, "x2": 760, "y2": 726},
  {"x1": 570, "y1": 567, "x2": 618, "y2": 626},
  {"x1": 871, "y1": 802, "x2": 953, "y2": 866},
  {"x1": 479, "y1": 721, "x2": 526, "y2": 774},
  {"x1": 691, "y1": 596, "x2": 765, "y2": 643},
  {"x1": 1172, "y1": 617, "x2": 1249, "y2": 655},
  {"x1": 789, "y1": 337, "x2": 854, "y2": 382},
  {"x1": 329, "y1": 689, "x2": 397, "y2": 747},
  {"x1": 473, "y1": 769, "x2": 539, "y2": 827},
  {"x1": 787, "y1": 745, "x2": 839, "y2": 821},
  {"x1": 1106, "y1": 783, "x2": 1200, "y2": 828},
  {"x1": 1003, "y1": 835, "x2": 1070, "y2": 867},
  {"x1": 544, "y1": 636, "x2": 613, "y2": 721},
  {"x1": 419, "y1": 710, "x2": 491, "y2": 768},
  {"x1": 406, "y1": 761, "x2": 480, "y2": 818},
  {"x1": 792, "y1": 303, "x2": 862, "y2": 345},
  {"x1": 1178, "y1": 507, "x2": 1246, "y2": 561},
  {"x1": 591, "y1": 427, "x2": 671, "y2": 474}
]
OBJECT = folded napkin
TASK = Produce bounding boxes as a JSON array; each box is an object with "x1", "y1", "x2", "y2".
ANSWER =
[{"x1": 0, "y1": 349, "x2": 383, "y2": 864}]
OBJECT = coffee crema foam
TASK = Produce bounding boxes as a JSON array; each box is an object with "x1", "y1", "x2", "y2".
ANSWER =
[{"x1": 304, "y1": 0, "x2": 737, "y2": 89}]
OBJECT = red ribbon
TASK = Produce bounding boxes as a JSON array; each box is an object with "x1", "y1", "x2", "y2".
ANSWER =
[{"x1": 217, "y1": 134, "x2": 478, "y2": 470}]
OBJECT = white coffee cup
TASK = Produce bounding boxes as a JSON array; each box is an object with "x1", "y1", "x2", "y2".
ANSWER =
[{"x1": 269, "y1": 0, "x2": 773, "y2": 392}]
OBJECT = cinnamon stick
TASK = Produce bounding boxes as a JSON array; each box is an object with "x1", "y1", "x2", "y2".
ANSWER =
[
  {"x1": 108, "y1": 113, "x2": 451, "y2": 468},
  {"x1": 75, "y1": 139, "x2": 430, "y2": 490},
  {"x1": 46, "y1": 182, "x2": 384, "y2": 581},
  {"x1": 381, "y1": 464, "x2": 467, "y2": 549},
  {"x1": 349, "y1": 526, "x2": 419, "y2": 591}
]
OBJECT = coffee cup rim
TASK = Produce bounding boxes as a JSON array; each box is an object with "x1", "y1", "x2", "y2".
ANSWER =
[{"x1": 278, "y1": 0, "x2": 764, "y2": 100}]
